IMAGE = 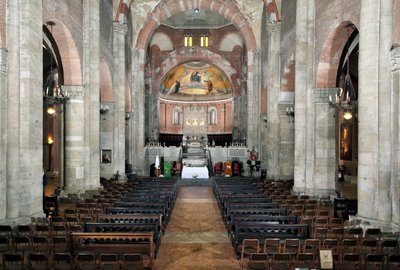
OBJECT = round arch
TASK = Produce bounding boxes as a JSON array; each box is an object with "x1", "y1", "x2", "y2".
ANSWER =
[
  {"x1": 316, "y1": 21, "x2": 358, "y2": 88},
  {"x1": 100, "y1": 60, "x2": 113, "y2": 102},
  {"x1": 135, "y1": 0, "x2": 257, "y2": 51},
  {"x1": 43, "y1": 19, "x2": 82, "y2": 86}
]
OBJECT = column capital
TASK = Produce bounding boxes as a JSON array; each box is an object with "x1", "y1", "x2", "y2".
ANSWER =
[
  {"x1": 278, "y1": 103, "x2": 294, "y2": 116},
  {"x1": 113, "y1": 22, "x2": 128, "y2": 35},
  {"x1": 266, "y1": 21, "x2": 281, "y2": 32},
  {"x1": 313, "y1": 88, "x2": 339, "y2": 103},
  {"x1": 0, "y1": 48, "x2": 7, "y2": 74},
  {"x1": 391, "y1": 47, "x2": 400, "y2": 71}
]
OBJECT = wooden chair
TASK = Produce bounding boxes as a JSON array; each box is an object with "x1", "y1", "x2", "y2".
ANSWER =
[
  {"x1": 121, "y1": 253, "x2": 143, "y2": 270},
  {"x1": 269, "y1": 253, "x2": 291, "y2": 270},
  {"x1": 3, "y1": 253, "x2": 24, "y2": 270},
  {"x1": 240, "y1": 239, "x2": 260, "y2": 270},
  {"x1": 99, "y1": 253, "x2": 120, "y2": 270},
  {"x1": 387, "y1": 254, "x2": 400, "y2": 270},
  {"x1": 54, "y1": 252, "x2": 75, "y2": 270},
  {"x1": 263, "y1": 238, "x2": 281, "y2": 256},
  {"x1": 364, "y1": 254, "x2": 384, "y2": 270},
  {"x1": 303, "y1": 239, "x2": 320, "y2": 260},
  {"x1": 340, "y1": 253, "x2": 361, "y2": 270},
  {"x1": 283, "y1": 238, "x2": 300, "y2": 258},
  {"x1": 75, "y1": 252, "x2": 97, "y2": 270},
  {"x1": 292, "y1": 253, "x2": 315, "y2": 269},
  {"x1": 247, "y1": 253, "x2": 268, "y2": 270},
  {"x1": 28, "y1": 253, "x2": 49, "y2": 270}
]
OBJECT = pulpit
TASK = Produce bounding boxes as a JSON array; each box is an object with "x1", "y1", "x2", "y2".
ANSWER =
[{"x1": 224, "y1": 161, "x2": 232, "y2": 177}]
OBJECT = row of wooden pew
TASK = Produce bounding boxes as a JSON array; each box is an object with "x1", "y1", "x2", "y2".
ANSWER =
[{"x1": 212, "y1": 177, "x2": 310, "y2": 259}]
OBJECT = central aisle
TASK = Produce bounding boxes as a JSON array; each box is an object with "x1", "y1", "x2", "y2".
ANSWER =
[{"x1": 153, "y1": 186, "x2": 240, "y2": 270}]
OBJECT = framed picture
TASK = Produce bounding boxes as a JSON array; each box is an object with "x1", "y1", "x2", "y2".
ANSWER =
[
  {"x1": 101, "y1": 149, "x2": 112, "y2": 163},
  {"x1": 340, "y1": 123, "x2": 352, "y2": 161}
]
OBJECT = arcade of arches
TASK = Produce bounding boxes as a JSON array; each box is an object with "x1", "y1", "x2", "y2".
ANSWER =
[{"x1": 0, "y1": 0, "x2": 399, "y2": 235}]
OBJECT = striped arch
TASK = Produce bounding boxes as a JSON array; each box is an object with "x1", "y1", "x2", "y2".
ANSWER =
[
  {"x1": 115, "y1": 0, "x2": 133, "y2": 23},
  {"x1": 264, "y1": 0, "x2": 281, "y2": 23},
  {"x1": 135, "y1": 0, "x2": 257, "y2": 50},
  {"x1": 316, "y1": 21, "x2": 358, "y2": 88}
]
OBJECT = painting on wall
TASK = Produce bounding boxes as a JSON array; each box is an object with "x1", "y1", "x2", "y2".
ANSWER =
[
  {"x1": 160, "y1": 61, "x2": 232, "y2": 97},
  {"x1": 340, "y1": 123, "x2": 352, "y2": 161},
  {"x1": 101, "y1": 149, "x2": 112, "y2": 163}
]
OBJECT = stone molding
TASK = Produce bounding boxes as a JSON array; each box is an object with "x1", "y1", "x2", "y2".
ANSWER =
[
  {"x1": 278, "y1": 103, "x2": 294, "y2": 116},
  {"x1": 266, "y1": 21, "x2": 281, "y2": 32},
  {"x1": 313, "y1": 88, "x2": 339, "y2": 103},
  {"x1": 0, "y1": 48, "x2": 7, "y2": 74},
  {"x1": 391, "y1": 47, "x2": 400, "y2": 71},
  {"x1": 113, "y1": 22, "x2": 128, "y2": 35}
]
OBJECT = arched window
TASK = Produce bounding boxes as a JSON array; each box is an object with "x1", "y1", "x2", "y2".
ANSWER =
[
  {"x1": 209, "y1": 108, "x2": 217, "y2": 125},
  {"x1": 173, "y1": 107, "x2": 182, "y2": 125},
  {"x1": 200, "y1": 35, "x2": 209, "y2": 47},
  {"x1": 184, "y1": 35, "x2": 193, "y2": 47}
]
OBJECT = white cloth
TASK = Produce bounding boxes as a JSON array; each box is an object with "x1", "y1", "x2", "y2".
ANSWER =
[
  {"x1": 181, "y1": 166, "x2": 209, "y2": 179},
  {"x1": 155, "y1": 155, "x2": 160, "y2": 168}
]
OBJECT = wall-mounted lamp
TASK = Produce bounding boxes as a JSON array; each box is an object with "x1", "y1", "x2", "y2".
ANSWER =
[
  {"x1": 262, "y1": 115, "x2": 267, "y2": 123},
  {"x1": 100, "y1": 104, "x2": 110, "y2": 114},
  {"x1": 47, "y1": 106, "x2": 56, "y2": 115},
  {"x1": 47, "y1": 135, "x2": 54, "y2": 145},
  {"x1": 286, "y1": 107, "x2": 294, "y2": 117},
  {"x1": 194, "y1": 8, "x2": 199, "y2": 13}
]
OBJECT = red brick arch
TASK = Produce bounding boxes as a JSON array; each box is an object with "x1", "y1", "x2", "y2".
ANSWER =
[
  {"x1": 44, "y1": 20, "x2": 82, "y2": 85},
  {"x1": 316, "y1": 21, "x2": 358, "y2": 88},
  {"x1": 134, "y1": 0, "x2": 257, "y2": 50},
  {"x1": 264, "y1": 0, "x2": 281, "y2": 23}
]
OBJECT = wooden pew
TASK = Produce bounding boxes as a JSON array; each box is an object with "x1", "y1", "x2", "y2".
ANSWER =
[
  {"x1": 228, "y1": 214, "x2": 298, "y2": 234},
  {"x1": 225, "y1": 208, "x2": 288, "y2": 224},
  {"x1": 83, "y1": 222, "x2": 161, "y2": 257},
  {"x1": 96, "y1": 213, "x2": 163, "y2": 231},
  {"x1": 70, "y1": 232, "x2": 154, "y2": 268},
  {"x1": 232, "y1": 223, "x2": 310, "y2": 257}
]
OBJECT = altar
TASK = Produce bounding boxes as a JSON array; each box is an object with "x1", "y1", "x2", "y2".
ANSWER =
[{"x1": 181, "y1": 166, "x2": 209, "y2": 179}]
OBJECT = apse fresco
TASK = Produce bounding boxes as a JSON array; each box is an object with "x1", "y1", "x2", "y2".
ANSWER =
[{"x1": 160, "y1": 61, "x2": 232, "y2": 98}]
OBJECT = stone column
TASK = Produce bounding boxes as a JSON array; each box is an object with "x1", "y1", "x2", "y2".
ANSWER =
[
  {"x1": 358, "y1": 0, "x2": 393, "y2": 230},
  {"x1": 130, "y1": 48, "x2": 146, "y2": 175},
  {"x1": 391, "y1": 47, "x2": 400, "y2": 231},
  {"x1": 0, "y1": 48, "x2": 7, "y2": 221},
  {"x1": 18, "y1": 0, "x2": 43, "y2": 218},
  {"x1": 83, "y1": 0, "x2": 100, "y2": 189},
  {"x1": 278, "y1": 103, "x2": 294, "y2": 180},
  {"x1": 266, "y1": 22, "x2": 281, "y2": 180},
  {"x1": 246, "y1": 49, "x2": 261, "y2": 151},
  {"x1": 310, "y1": 89, "x2": 337, "y2": 196},
  {"x1": 113, "y1": 22, "x2": 127, "y2": 179},
  {"x1": 294, "y1": 0, "x2": 315, "y2": 193},
  {"x1": 64, "y1": 86, "x2": 86, "y2": 193}
]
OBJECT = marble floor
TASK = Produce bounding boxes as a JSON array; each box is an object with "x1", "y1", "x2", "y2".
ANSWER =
[{"x1": 152, "y1": 186, "x2": 241, "y2": 270}]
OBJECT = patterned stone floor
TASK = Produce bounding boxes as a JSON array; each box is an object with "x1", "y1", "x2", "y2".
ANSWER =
[{"x1": 152, "y1": 186, "x2": 241, "y2": 270}]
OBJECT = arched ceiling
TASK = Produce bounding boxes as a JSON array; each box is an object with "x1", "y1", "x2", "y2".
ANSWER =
[{"x1": 162, "y1": 9, "x2": 231, "y2": 29}]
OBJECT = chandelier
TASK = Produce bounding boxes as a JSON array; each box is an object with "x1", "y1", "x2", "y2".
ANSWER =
[
  {"x1": 329, "y1": 25, "x2": 358, "y2": 120},
  {"x1": 43, "y1": 21, "x2": 69, "y2": 115}
]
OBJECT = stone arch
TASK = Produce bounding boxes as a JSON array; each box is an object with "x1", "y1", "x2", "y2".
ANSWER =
[
  {"x1": 44, "y1": 19, "x2": 82, "y2": 86},
  {"x1": 150, "y1": 32, "x2": 174, "y2": 51},
  {"x1": 135, "y1": 0, "x2": 257, "y2": 51},
  {"x1": 219, "y1": 33, "x2": 243, "y2": 52},
  {"x1": 154, "y1": 47, "x2": 241, "y2": 96},
  {"x1": 316, "y1": 21, "x2": 358, "y2": 88},
  {"x1": 100, "y1": 60, "x2": 113, "y2": 102},
  {"x1": 264, "y1": 0, "x2": 281, "y2": 23}
]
